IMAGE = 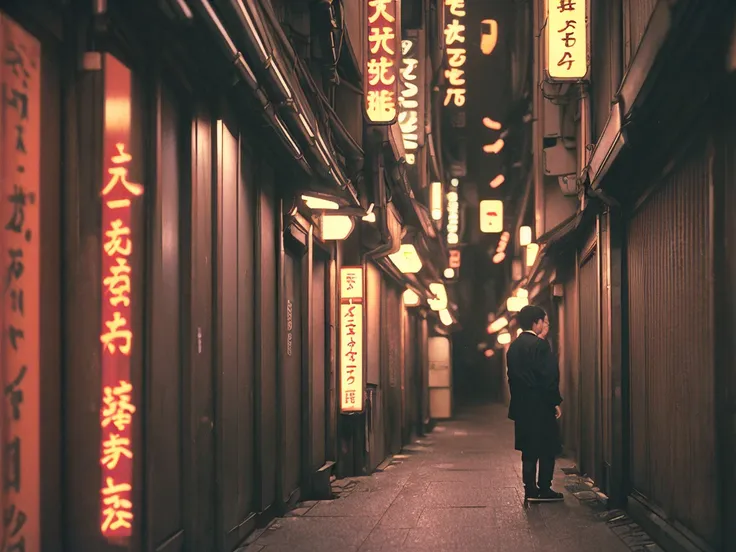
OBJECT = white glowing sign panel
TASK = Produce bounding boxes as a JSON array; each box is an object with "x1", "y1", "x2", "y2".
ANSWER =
[
  {"x1": 546, "y1": 0, "x2": 588, "y2": 80},
  {"x1": 447, "y1": 188, "x2": 460, "y2": 245},
  {"x1": 399, "y1": 33, "x2": 422, "y2": 164},
  {"x1": 340, "y1": 267, "x2": 364, "y2": 412},
  {"x1": 480, "y1": 200, "x2": 503, "y2": 233},
  {"x1": 443, "y1": 0, "x2": 467, "y2": 107}
]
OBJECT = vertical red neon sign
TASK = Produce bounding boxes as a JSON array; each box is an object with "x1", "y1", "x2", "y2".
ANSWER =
[{"x1": 99, "y1": 54, "x2": 142, "y2": 540}]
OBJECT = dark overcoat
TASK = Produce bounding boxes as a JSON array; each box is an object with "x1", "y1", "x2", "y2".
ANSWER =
[{"x1": 506, "y1": 332, "x2": 563, "y2": 457}]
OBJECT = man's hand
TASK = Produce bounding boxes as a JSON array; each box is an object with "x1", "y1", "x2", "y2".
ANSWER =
[{"x1": 555, "y1": 405, "x2": 562, "y2": 419}]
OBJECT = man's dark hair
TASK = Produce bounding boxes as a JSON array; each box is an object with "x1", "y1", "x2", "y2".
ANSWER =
[{"x1": 518, "y1": 305, "x2": 546, "y2": 331}]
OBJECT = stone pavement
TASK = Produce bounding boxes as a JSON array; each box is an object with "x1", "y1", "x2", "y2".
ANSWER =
[{"x1": 240, "y1": 403, "x2": 663, "y2": 552}]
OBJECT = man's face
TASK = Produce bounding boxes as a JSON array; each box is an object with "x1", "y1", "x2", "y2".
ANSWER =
[{"x1": 536, "y1": 316, "x2": 550, "y2": 338}]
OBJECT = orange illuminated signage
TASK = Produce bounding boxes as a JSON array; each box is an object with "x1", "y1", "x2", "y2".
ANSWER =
[
  {"x1": 340, "y1": 267, "x2": 364, "y2": 413},
  {"x1": 443, "y1": 0, "x2": 467, "y2": 107},
  {"x1": 449, "y1": 249, "x2": 461, "y2": 269},
  {"x1": 545, "y1": 0, "x2": 588, "y2": 80},
  {"x1": 1, "y1": 14, "x2": 42, "y2": 551},
  {"x1": 365, "y1": 0, "x2": 399, "y2": 124},
  {"x1": 99, "y1": 54, "x2": 142, "y2": 540}
]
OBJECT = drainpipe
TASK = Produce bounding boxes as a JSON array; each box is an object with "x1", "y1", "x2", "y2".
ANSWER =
[
  {"x1": 532, "y1": 0, "x2": 546, "y2": 238},
  {"x1": 364, "y1": 129, "x2": 397, "y2": 260}
]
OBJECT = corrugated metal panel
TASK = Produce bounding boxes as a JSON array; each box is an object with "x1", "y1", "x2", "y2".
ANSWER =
[
  {"x1": 626, "y1": 147, "x2": 718, "y2": 547},
  {"x1": 624, "y1": 0, "x2": 659, "y2": 67},
  {"x1": 579, "y1": 250, "x2": 600, "y2": 482}
]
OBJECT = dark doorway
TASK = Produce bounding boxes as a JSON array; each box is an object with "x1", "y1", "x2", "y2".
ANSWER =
[{"x1": 282, "y1": 245, "x2": 304, "y2": 503}]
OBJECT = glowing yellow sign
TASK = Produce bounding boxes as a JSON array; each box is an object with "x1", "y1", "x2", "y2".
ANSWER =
[
  {"x1": 340, "y1": 267, "x2": 364, "y2": 412},
  {"x1": 443, "y1": 0, "x2": 467, "y2": 107},
  {"x1": 365, "y1": 0, "x2": 399, "y2": 123},
  {"x1": 546, "y1": 0, "x2": 588, "y2": 80},
  {"x1": 480, "y1": 200, "x2": 504, "y2": 233}
]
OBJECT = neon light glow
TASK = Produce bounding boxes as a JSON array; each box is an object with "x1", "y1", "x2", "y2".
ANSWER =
[
  {"x1": 480, "y1": 19, "x2": 499, "y2": 55},
  {"x1": 399, "y1": 35, "x2": 421, "y2": 163},
  {"x1": 99, "y1": 54, "x2": 142, "y2": 540},
  {"x1": 388, "y1": 244, "x2": 423, "y2": 274},
  {"x1": 546, "y1": 0, "x2": 588, "y2": 80},
  {"x1": 490, "y1": 174, "x2": 505, "y2": 188}
]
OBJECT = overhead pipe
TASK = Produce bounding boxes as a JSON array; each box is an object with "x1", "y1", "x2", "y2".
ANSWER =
[
  {"x1": 191, "y1": 0, "x2": 312, "y2": 173},
  {"x1": 202, "y1": 0, "x2": 356, "y2": 202}
]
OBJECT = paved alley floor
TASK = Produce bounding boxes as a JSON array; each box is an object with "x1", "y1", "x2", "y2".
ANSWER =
[{"x1": 242, "y1": 404, "x2": 661, "y2": 552}]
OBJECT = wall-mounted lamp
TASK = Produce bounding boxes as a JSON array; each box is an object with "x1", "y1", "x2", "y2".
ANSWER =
[
  {"x1": 519, "y1": 225, "x2": 532, "y2": 247},
  {"x1": 488, "y1": 316, "x2": 508, "y2": 333},
  {"x1": 490, "y1": 174, "x2": 505, "y2": 189},
  {"x1": 428, "y1": 283, "x2": 448, "y2": 311},
  {"x1": 388, "y1": 244, "x2": 423, "y2": 274},
  {"x1": 321, "y1": 214, "x2": 355, "y2": 241},
  {"x1": 439, "y1": 309, "x2": 453, "y2": 326},
  {"x1": 403, "y1": 289, "x2": 420, "y2": 307}
]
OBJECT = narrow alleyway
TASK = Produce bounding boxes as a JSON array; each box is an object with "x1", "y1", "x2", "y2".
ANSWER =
[{"x1": 241, "y1": 405, "x2": 658, "y2": 552}]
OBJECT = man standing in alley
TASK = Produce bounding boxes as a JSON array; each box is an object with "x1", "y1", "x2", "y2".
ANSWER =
[{"x1": 506, "y1": 305, "x2": 564, "y2": 502}]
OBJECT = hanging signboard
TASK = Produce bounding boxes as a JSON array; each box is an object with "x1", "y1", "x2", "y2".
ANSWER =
[
  {"x1": 545, "y1": 0, "x2": 589, "y2": 81},
  {"x1": 364, "y1": 0, "x2": 400, "y2": 124},
  {"x1": 339, "y1": 267, "x2": 364, "y2": 413},
  {"x1": 480, "y1": 199, "x2": 504, "y2": 233},
  {"x1": 1, "y1": 14, "x2": 42, "y2": 552},
  {"x1": 99, "y1": 54, "x2": 143, "y2": 541},
  {"x1": 398, "y1": 29, "x2": 425, "y2": 164}
]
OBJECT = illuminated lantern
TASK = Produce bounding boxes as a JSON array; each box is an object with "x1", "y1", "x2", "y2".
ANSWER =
[
  {"x1": 428, "y1": 282, "x2": 448, "y2": 311},
  {"x1": 403, "y1": 289, "x2": 420, "y2": 306},
  {"x1": 479, "y1": 200, "x2": 503, "y2": 233},
  {"x1": 439, "y1": 309, "x2": 453, "y2": 326},
  {"x1": 546, "y1": 0, "x2": 588, "y2": 80},
  {"x1": 321, "y1": 215, "x2": 355, "y2": 241},
  {"x1": 526, "y1": 242, "x2": 539, "y2": 267},
  {"x1": 444, "y1": 268, "x2": 455, "y2": 279},
  {"x1": 497, "y1": 330, "x2": 511, "y2": 345}
]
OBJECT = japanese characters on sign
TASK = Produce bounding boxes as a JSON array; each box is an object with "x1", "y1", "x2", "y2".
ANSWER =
[
  {"x1": 448, "y1": 250, "x2": 461, "y2": 269},
  {"x1": 1, "y1": 14, "x2": 42, "y2": 552},
  {"x1": 398, "y1": 31, "x2": 423, "y2": 164},
  {"x1": 365, "y1": 0, "x2": 399, "y2": 124},
  {"x1": 546, "y1": 0, "x2": 588, "y2": 80},
  {"x1": 339, "y1": 267, "x2": 364, "y2": 413},
  {"x1": 479, "y1": 199, "x2": 504, "y2": 234},
  {"x1": 443, "y1": 0, "x2": 467, "y2": 108},
  {"x1": 99, "y1": 54, "x2": 142, "y2": 541}
]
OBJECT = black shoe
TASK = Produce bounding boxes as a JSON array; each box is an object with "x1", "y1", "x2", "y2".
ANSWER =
[
  {"x1": 524, "y1": 487, "x2": 540, "y2": 501},
  {"x1": 534, "y1": 488, "x2": 564, "y2": 502}
]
